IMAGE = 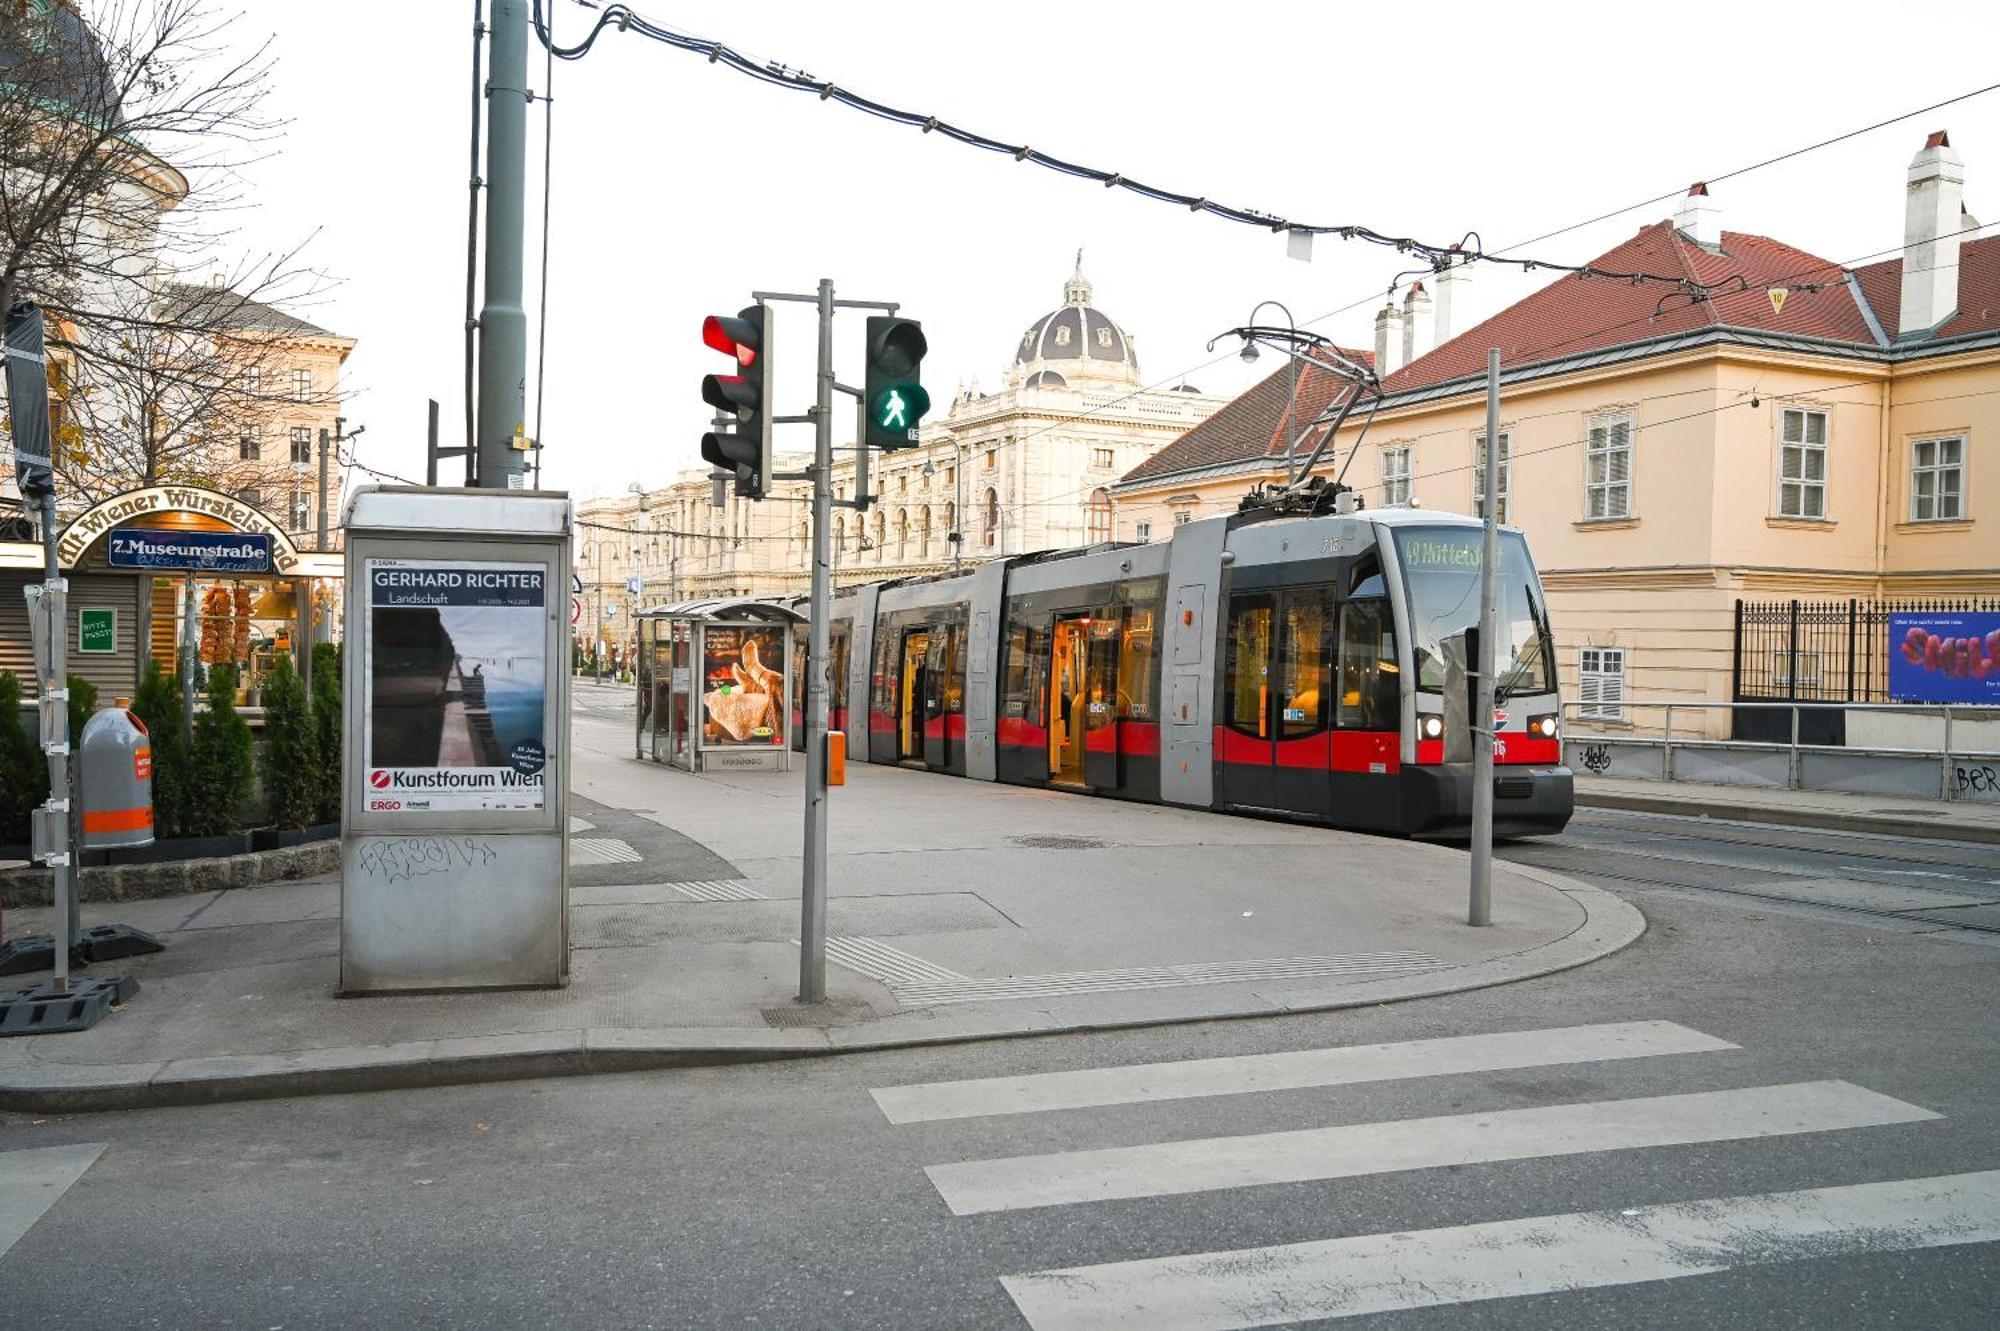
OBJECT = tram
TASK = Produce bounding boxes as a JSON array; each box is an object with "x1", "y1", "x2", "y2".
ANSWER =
[{"x1": 797, "y1": 504, "x2": 1571, "y2": 838}]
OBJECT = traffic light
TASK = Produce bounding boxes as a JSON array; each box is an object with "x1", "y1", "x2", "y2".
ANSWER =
[
  {"x1": 700, "y1": 304, "x2": 773, "y2": 498},
  {"x1": 862, "y1": 315, "x2": 929, "y2": 449}
]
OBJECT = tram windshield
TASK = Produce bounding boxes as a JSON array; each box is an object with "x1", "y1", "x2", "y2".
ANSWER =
[{"x1": 1393, "y1": 526, "x2": 1554, "y2": 699}]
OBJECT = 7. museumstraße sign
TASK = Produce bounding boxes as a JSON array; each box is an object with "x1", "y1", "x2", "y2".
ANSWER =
[
  {"x1": 56, "y1": 485, "x2": 305, "y2": 573},
  {"x1": 106, "y1": 529, "x2": 273, "y2": 574}
]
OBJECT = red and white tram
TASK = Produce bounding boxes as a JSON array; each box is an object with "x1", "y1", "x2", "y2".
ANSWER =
[{"x1": 795, "y1": 505, "x2": 1570, "y2": 838}]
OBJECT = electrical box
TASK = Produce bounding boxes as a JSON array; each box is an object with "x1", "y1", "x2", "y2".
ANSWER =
[{"x1": 338, "y1": 487, "x2": 573, "y2": 993}]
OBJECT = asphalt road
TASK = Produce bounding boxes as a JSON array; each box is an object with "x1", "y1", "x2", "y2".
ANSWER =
[{"x1": 2, "y1": 793, "x2": 1995, "y2": 1327}]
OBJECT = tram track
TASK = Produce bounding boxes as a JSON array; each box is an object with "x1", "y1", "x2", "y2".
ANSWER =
[{"x1": 1498, "y1": 847, "x2": 2000, "y2": 936}]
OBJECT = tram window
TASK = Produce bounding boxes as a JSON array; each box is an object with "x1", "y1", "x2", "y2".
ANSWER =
[
  {"x1": 1337, "y1": 600, "x2": 1399, "y2": 731},
  {"x1": 871, "y1": 630, "x2": 898, "y2": 723},
  {"x1": 829, "y1": 625, "x2": 851, "y2": 716},
  {"x1": 1225, "y1": 598, "x2": 1273, "y2": 736},
  {"x1": 940, "y1": 624, "x2": 965, "y2": 713},
  {"x1": 1117, "y1": 605, "x2": 1156, "y2": 720},
  {"x1": 1001, "y1": 615, "x2": 1034, "y2": 718},
  {"x1": 1279, "y1": 592, "x2": 1331, "y2": 738}
]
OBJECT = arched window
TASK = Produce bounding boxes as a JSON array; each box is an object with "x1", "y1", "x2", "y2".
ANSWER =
[
  {"x1": 873, "y1": 509, "x2": 886, "y2": 560},
  {"x1": 983, "y1": 488, "x2": 999, "y2": 549},
  {"x1": 920, "y1": 506, "x2": 932, "y2": 557},
  {"x1": 1086, "y1": 488, "x2": 1112, "y2": 543},
  {"x1": 896, "y1": 509, "x2": 909, "y2": 558},
  {"x1": 944, "y1": 502, "x2": 956, "y2": 552},
  {"x1": 834, "y1": 516, "x2": 845, "y2": 553}
]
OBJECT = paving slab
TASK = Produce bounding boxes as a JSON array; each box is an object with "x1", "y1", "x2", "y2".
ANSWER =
[{"x1": 0, "y1": 712, "x2": 1641, "y2": 1112}]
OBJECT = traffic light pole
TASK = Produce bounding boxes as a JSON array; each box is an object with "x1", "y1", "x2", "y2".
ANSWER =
[
  {"x1": 747, "y1": 280, "x2": 903, "y2": 1004},
  {"x1": 800, "y1": 279, "x2": 835, "y2": 1002}
]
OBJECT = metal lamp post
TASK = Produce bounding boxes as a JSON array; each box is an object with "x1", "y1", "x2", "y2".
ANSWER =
[{"x1": 1238, "y1": 300, "x2": 1303, "y2": 484}]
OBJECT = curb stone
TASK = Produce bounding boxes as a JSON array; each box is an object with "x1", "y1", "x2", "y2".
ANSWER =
[
  {"x1": 1574, "y1": 788, "x2": 2000, "y2": 846},
  {"x1": 0, "y1": 871, "x2": 1646, "y2": 1115},
  {"x1": 0, "y1": 840, "x2": 339, "y2": 909}
]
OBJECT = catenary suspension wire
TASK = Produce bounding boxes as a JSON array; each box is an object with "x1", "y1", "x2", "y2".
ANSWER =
[{"x1": 523, "y1": 0, "x2": 1928, "y2": 301}]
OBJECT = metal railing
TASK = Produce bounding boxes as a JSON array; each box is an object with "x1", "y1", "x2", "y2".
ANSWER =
[{"x1": 1560, "y1": 699, "x2": 2000, "y2": 803}]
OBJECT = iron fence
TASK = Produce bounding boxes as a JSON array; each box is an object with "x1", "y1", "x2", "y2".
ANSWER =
[{"x1": 1733, "y1": 596, "x2": 2000, "y2": 705}]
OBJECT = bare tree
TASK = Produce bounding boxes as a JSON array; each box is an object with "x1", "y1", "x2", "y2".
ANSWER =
[{"x1": 0, "y1": 0, "x2": 335, "y2": 507}]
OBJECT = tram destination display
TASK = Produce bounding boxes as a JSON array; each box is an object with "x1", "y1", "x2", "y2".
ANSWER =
[
  {"x1": 364, "y1": 558, "x2": 549, "y2": 812},
  {"x1": 701, "y1": 624, "x2": 786, "y2": 746}
]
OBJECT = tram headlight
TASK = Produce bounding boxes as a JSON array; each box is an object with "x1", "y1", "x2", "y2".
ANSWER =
[
  {"x1": 1528, "y1": 713, "x2": 1559, "y2": 739},
  {"x1": 1419, "y1": 715, "x2": 1444, "y2": 740}
]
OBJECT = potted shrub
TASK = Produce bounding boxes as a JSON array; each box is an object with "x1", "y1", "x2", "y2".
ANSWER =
[
  {"x1": 252, "y1": 656, "x2": 334, "y2": 849},
  {"x1": 182, "y1": 664, "x2": 255, "y2": 853}
]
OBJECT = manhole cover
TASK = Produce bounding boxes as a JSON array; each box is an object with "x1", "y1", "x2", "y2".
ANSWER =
[
  {"x1": 761, "y1": 1007, "x2": 821, "y2": 1028},
  {"x1": 1008, "y1": 834, "x2": 1105, "y2": 850}
]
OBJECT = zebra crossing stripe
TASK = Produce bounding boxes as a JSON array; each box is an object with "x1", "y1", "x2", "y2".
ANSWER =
[
  {"x1": 925, "y1": 1080, "x2": 1938, "y2": 1216},
  {"x1": 872, "y1": 1020, "x2": 1735, "y2": 1124},
  {"x1": 672, "y1": 879, "x2": 765, "y2": 902},
  {"x1": 0, "y1": 1143, "x2": 107, "y2": 1259},
  {"x1": 1000, "y1": 1169, "x2": 2000, "y2": 1330}
]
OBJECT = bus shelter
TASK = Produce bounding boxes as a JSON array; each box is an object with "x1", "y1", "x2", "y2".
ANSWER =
[{"x1": 636, "y1": 598, "x2": 803, "y2": 773}]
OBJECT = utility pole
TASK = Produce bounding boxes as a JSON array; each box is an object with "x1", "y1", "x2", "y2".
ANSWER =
[
  {"x1": 1469, "y1": 347, "x2": 1501, "y2": 927},
  {"x1": 475, "y1": 0, "x2": 529, "y2": 489}
]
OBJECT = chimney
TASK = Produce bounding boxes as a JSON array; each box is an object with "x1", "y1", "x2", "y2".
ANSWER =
[
  {"x1": 1674, "y1": 182, "x2": 1721, "y2": 247},
  {"x1": 1373, "y1": 300, "x2": 1405, "y2": 377},
  {"x1": 1402, "y1": 282, "x2": 1434, "y2": 365},
  {"x1": 1433, "y1": 248, "x2": 1472, "y2": 345},
  {"x1": 1900, "y1": 130, "x2": 1965, "y2": 335}
]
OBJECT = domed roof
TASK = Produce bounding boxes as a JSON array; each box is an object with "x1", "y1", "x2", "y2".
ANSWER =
[
  {"x1": 1012, "y1": 254, "x2": 1140, "y2": 387},
  {"x1": 0, "y1": 3, "x2": 122, "y2": 129}
]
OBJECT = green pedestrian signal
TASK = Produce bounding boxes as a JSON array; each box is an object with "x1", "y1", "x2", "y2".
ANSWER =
[
  {"x1": 863, "y1": 316, "x2": 928, "y2": 449},
  {"x1": 872, "y1": 382, "x2": 930, "y2": 438}
]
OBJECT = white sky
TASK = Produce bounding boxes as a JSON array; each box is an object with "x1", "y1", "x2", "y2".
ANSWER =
[{"x1": 227, "y1": 1, "x2": 1999, "y2": 504}]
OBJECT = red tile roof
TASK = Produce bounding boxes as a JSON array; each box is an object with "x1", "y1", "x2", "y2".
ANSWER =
[{"x1": 1125, "y1": 218, "x2": 2000, "y2": 488}]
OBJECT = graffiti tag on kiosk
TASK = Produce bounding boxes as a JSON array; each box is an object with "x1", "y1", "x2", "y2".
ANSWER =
[
  {"x1": 356, "y1": 835, "x2": 498, "y2": 884},
  {"x1": 1956, "y1": 764, "x2": 2000, "y2": 801},
  {"x1": 1581, "y1": 743, "x2": 1612, "y2": 775}
]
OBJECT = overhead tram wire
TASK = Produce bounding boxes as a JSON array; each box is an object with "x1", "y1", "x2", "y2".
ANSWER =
[{"x1": 527, "y1": 0, "x2": 1757, "y2": 299}]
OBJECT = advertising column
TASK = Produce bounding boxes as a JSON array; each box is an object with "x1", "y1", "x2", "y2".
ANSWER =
[{"x1": 341, "y1": 488, "x2": 570, "y2": 992}]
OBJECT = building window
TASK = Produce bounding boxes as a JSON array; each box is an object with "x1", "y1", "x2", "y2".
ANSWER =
[
  {"x1": 291, "y1": 368, "x2": 311, "y2": 402},
  {"x1": 1473, "y1": 431, "x2": 1511, "y2": 523},
  {"x1": 896, "y1": 509, "x2": 909, "y2": 558},
  {"x1": 1380, "y1": 444, "x2": 1412, "y2": 506},
  {"x1": 1579, "y1": 646, "x2": 1626, "y2": 721},
  {"x1": 1085, "y1": 488, "x2": 1111, "y2": 543},
  {"x1": 1771, "y1": 649, "x2": 1822, "y2": 693},
  {"x1": 238, "y1": 426, "x2": 260, "y2": 461},
  {"x1": 1135, "y1": 520, "x2": 1152, "y2": 541},
  {"x1": 237, "y1": 486, "x2": 262, "y2": 509},
  {"x1": 290, "y1": 426, "x2": 312, "y2": 464},
  {"x1": 1172, "y1": 511, "x2": 1191, "y2": 527},
  {"x1": 920, "y1": 506, "x2": 931, "y2": 556},
  {"x1": 984, "y1": 448, "x2": 997, "y2": 472},
  {"x1": 243, "y1": 366, "x2": 260, "y2": 395},
  {"x1": 291, "y1": 490, "x2": 311, "y2": 534},
  {"x1": 982, "y1": 488, "x2": 1000, "y2": 548},
  {"x1": 1091, "y1": 447, "x2": 1114, "y2": 469},
  {"x1": 1910, "y1": 435, "x2": 1965, "y2": 521},
  {"x1": 1778, "y1": 408, "x2": 1827, "y2": 519},
  {"x1": 898, "y1": 473, "x2": 908, "y2": 493},
  {"x1": 1585, "y1": 412, "x2": 1633, "y2": 519}
]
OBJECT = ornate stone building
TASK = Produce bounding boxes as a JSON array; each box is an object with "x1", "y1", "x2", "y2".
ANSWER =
[{"x1": 576, "y1": 261, "x2": 1228, "y2": 655}]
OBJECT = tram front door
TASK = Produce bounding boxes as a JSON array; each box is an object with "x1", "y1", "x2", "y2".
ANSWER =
[
  {"x1": 1049, "y1": 612, "x2": 1121, "y2": 790},
  {"x1": 1219, "y1": 588, "x2": 1333, "y2": 816},
  {"x1": 899, "y1": 629, "x2": 930, "y2": 763}
]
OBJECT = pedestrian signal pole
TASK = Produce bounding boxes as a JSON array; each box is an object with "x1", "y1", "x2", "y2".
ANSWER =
[{"x1": 1470, "y1": 348, "x2": 1501, "y2": 927}]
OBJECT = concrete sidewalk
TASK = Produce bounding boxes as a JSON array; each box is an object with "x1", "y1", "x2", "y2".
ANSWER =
[
  {"x1": 1575, "y1": 775, "x2": 2000, "y2": 844},
  {"x1": 0, "y1": 714, "x2": 1641, "y2": 1112}
]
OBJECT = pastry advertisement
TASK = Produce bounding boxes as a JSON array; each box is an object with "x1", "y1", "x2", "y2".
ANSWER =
[
  {"x1": 364, "y1": 558, "x2": 549, "y2": 812},
  {"x1": 701, "y1": 625, "x2": 787, "y2": 747}
]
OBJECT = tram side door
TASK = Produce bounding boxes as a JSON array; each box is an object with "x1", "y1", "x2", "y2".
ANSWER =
[
  {"x1": 922, "y1": 625, "x2": 957, "y2": 770},
  {"x1": 1082, "y1": 613, "x2": 1121, "y2": 790},
  {"x1": 899, "y1": 628, "x2": 930, "y2": 762},
  {"x1": 1218, "y1": 588, "x2": 1333, "y2": 815}
]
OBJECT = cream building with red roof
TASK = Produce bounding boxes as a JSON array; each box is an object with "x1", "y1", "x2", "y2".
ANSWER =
[{"x1": 1113, "y1": 132, "x2": 1999, "y2": 734}]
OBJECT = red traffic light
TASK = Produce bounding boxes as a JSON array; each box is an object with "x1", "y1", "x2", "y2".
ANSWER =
[{"x1": 703, "y1": 314, "x2": 759, "y2": 368}]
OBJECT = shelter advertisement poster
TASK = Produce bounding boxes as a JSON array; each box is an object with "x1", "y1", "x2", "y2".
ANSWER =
[
  {"x1": 364, "y1": 558, "x2": 548, "y2": 812},
  {"x1": 701, "y1": 625, "x2": 786, "y2": 747},
  {"x1": 1888, "y1": 612, "x2": 2000, "y2": 704}
]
